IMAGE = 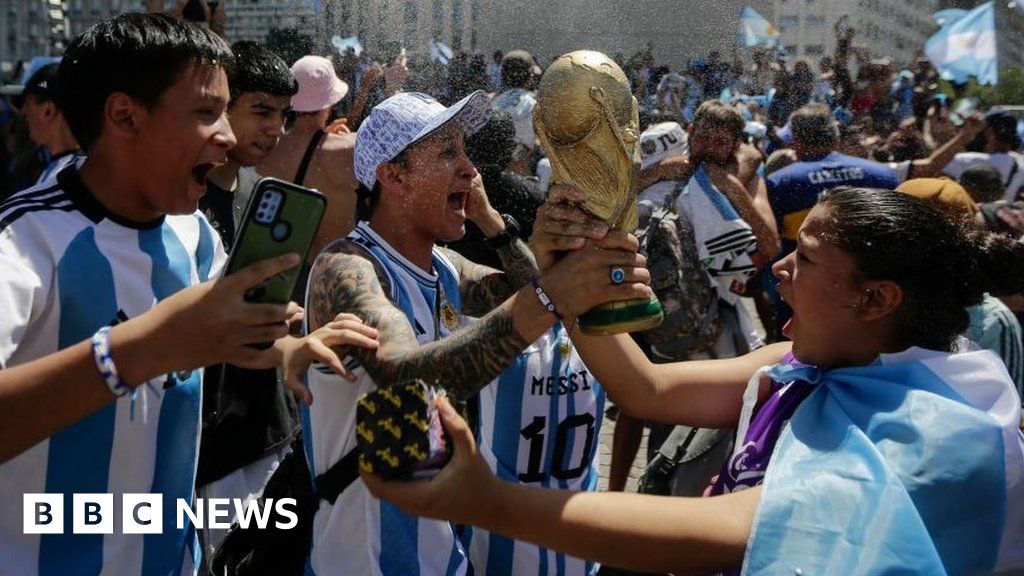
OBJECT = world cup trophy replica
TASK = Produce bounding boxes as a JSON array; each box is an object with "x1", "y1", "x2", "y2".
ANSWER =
[{"x1": 534, "y1": 50, "x2": 663, "y2": 335}]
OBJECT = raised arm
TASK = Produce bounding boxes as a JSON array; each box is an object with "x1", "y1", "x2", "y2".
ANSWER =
[
  {"x1": 307, "y1": 240, "x2": 649, "y2": 401},
  {"x1": 531, "y1": 186, "x2": 789, "y2": 427},
  {"x1": 907, "y1": 113, "x2": 985, "y2": 179},
  {"x1": 732, "y1": 144, "x2": 780, "y2": 259},
  {"x1": 706, "y1": 162, "x2": 781, "y2": 260},
  {"x1": 440, "y1": 240, "x2": 537, "y2": 317},
  {"x1": 444, "y1": 172, "x2": 540, "y2": 316},
  {"x1": 637, "y1": 154, "x2": 695, "y2": 192},
  {"x1": 571, "y1": 329, "x2": 790, "y2": 427}
]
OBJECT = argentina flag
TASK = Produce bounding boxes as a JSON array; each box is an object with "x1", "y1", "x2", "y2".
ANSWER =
[
  {"x1": 925, "y1": 1, "x2": 998, "y2": 85},
  {"x1": 739, "y1": 6, "x2": 780, "y2": 48},
  {"x1": 743, "y1": 342, "x2": 1024, "y2": 574}
]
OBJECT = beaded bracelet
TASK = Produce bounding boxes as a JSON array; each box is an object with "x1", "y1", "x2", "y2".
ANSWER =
[
  {"x1": 530, "y1": 277, "x2": 563, "y2": 321},
  {"x1": 91, "y1": 327, "x2": 130, "y2": 397}
]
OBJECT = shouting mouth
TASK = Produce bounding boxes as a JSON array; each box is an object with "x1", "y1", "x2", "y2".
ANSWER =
[
  {"x1": 190, "y1": 163, "x2": 217, "y2": 188},
  {"x1": 447, "y1": 191, "x2": 468, "y2": 215}
]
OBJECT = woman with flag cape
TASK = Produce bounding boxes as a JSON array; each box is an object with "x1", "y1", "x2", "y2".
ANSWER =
[{"x1": 362, "y1": 185, "x2": 1024, "y2": 575}]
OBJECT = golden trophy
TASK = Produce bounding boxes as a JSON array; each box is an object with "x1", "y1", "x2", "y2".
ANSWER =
[{"x1": 534, "y1": 50, "x2": 663, "y2": 335}]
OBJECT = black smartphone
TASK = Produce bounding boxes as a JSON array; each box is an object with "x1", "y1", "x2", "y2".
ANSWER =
[{"x1": 225, "y1": 177, "x2": 326, "y2": 305}]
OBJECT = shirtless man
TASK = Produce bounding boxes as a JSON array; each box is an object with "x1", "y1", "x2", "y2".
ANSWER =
[{"x1": 258, "y1": 55, "x2": 360, "y2": 261}]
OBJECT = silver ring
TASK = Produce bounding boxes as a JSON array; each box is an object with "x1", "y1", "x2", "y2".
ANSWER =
[{"x1": 610, "y1": 266, "x2": 626, "y2": 285}]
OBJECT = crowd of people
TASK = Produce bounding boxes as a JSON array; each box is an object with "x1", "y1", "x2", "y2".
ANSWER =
[{"x1": 0, "y1": 5, "x2": 1021, "y2": 576}]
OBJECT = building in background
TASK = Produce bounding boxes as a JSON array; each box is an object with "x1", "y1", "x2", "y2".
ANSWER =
[
  {"x1": 314, "y1": 0, "x2": 488, "y2": 58},
  {"x1": 771, "y1": 0, "x2": 940, "y2": 66},
  {"x1": 66, "y1": 0, "x2": 144, "y2": 38},
  {"x1": 1, "y1": 0, "x2": 73, "y2": 68},
  {"x1": 480, "y1": 0, "x2": 774, "y2": 68},
  {"x1": 223, "y1": 0, "x2": 317, "y2": 43},
  {"x1": 2, "y1": 0, "x2": 1022, "y2": 74}
]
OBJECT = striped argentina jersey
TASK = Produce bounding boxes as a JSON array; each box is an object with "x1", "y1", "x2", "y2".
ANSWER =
[
  {"x1": 0, "y1": 166, "x2": 225, "y2": 576},
  {"x1": 35, "y1": 150, "x2": 85, "y2": 187},
  {"x1": 302, "y1": 221, "x2": 468, "y2": 576},
  {"x1": 465, "y1": 323, "x2": 606, "y2": 576}
]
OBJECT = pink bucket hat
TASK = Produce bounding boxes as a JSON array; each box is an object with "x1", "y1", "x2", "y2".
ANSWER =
[{"x1": 290, "y1": 55, "x2": 349, "y2": 113}]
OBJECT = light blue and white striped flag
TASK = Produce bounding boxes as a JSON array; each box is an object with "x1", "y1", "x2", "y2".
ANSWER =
[
  {"x1": 739, "y1": 6, "x2": 780, "y2": 47},
  {"x1": 932, "y1": 8, "x2": 968, "y2": 27},
  {"x1": 744, "y1": 343, "x2": 1024, "y2": 574},
  {"x1": 925, "y1": 1, "x2": 998, "y2": 85}
]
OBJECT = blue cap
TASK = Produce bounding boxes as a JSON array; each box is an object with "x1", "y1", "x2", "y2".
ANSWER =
[{"x1": 354, "y1": 90, "x2": 491, "y2": 189}]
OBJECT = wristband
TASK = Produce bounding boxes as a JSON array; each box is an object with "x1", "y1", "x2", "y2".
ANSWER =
[
  {"x1": 91, "y1": 327, "x2": 130, "y2": 397},
  {"x1": 530, "y1": 277, "x2": 563, "y2": 320}
]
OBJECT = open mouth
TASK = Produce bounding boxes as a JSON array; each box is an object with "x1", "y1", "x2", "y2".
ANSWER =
[
  {"x1": 191, "y1": 163, "x2": 217, "y2": 187},
  {"x1": 447, "y1": 191, "x2": 468, "y2": 214}
]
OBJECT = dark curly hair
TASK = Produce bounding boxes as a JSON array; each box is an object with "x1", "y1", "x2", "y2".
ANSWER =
[{"x1": 818, "y1": 187, "x2": 1024, "y2": 352}]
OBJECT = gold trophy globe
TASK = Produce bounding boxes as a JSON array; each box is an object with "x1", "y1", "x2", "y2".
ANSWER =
[{"x1": 534, "y1": 50, "x2": 663, "y2": 335}]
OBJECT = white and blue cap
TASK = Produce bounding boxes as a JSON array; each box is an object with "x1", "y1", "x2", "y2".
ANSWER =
[{"x1": 355, "y1": 90, "x2": 491, "y2": 189}]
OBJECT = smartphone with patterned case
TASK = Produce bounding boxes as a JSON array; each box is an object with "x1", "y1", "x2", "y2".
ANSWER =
[{"x1": 356, "y1": 381, "x2": 453, "y2": 479}]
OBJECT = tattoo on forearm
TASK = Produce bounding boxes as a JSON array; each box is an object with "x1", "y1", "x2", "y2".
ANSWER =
[
  {"x1": 496, "y1": 238, "x2": 539, "y2": 287},
  {"x1": 379, "y1": 306, "x2": 528, "y2": 401},
  {"x1": 309, "y1": 240, "x2": 529, "y2": 401},
  {"x1": 440, "y1": 245, "x2": 537, "y2": 317}
]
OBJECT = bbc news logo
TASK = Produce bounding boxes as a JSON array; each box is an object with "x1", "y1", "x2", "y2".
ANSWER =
[{"x1": 23, "y1": 494, "x2": 298, "y2": 534}]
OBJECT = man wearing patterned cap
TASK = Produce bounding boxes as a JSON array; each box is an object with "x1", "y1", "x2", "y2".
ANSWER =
[{"x1": 300, "y1": 90, "x2": 650, "y2": 574}]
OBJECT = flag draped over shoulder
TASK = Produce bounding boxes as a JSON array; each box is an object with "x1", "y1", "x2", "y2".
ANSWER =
[
  {"x1": 925, "y1": 1, "x2": 998, "y2": 85},
  {"x1": 743, "y1": 343, "x2": 1024, "y2": 575},
  {"x1": 739, "y1": 6, "x2": 780, "y2": 48}
]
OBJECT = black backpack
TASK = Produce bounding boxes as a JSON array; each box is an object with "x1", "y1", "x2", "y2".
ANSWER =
[{"x1": 209, "y1": 439, "x2": 358, "y2": 576}]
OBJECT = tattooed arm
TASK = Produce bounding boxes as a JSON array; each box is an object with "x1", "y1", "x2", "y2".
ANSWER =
[
  {"x1": 308, "y1": 241, "x2": 546, "y2": 400},
  {"x1": 453, "y1": 172, "x2": 541, "y2": 316},
  {"x1": 309, "y1": 239, "x2": 651, "y2": 401},
  {"x1": 439, "y1": 238, "x2": 538, "y2": 317}
]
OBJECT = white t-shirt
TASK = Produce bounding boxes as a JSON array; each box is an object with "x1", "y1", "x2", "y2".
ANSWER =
[
  {"x1": 943, "y1": 151, "x2": 1024, "y2": 201},
  {"x1": 493, "y1": 88, "x2": 537, "y2": 151},
  {"x1": 535, "y1": 158, "x2": 552, "y2": 196}
]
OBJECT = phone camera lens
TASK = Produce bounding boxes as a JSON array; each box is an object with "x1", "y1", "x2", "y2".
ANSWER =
[{"x1": 271, "y1": 221, "x2": 291, "y2": 242}]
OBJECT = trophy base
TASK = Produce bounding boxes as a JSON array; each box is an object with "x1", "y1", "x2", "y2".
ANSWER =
[{"x1": 577, "y1": 297, "x2": 663, "y2": 336}]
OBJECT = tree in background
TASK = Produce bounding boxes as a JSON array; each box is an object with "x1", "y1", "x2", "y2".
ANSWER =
[{"x1": 940, "y1": 67, "x2": 1024, "y2": 107}]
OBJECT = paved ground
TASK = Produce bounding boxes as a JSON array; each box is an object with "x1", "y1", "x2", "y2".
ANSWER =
[
  {"x1": 596, "y1": 405, "x2": 647, "y2": 492},
  {"x1": 594, "y1": 297, "x2": 765, "y2": 492}
]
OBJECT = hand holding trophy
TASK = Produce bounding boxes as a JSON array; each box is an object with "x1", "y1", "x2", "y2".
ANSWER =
[{"x1": 534, "y1": 50, "x2": 663, "y2": 335}]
